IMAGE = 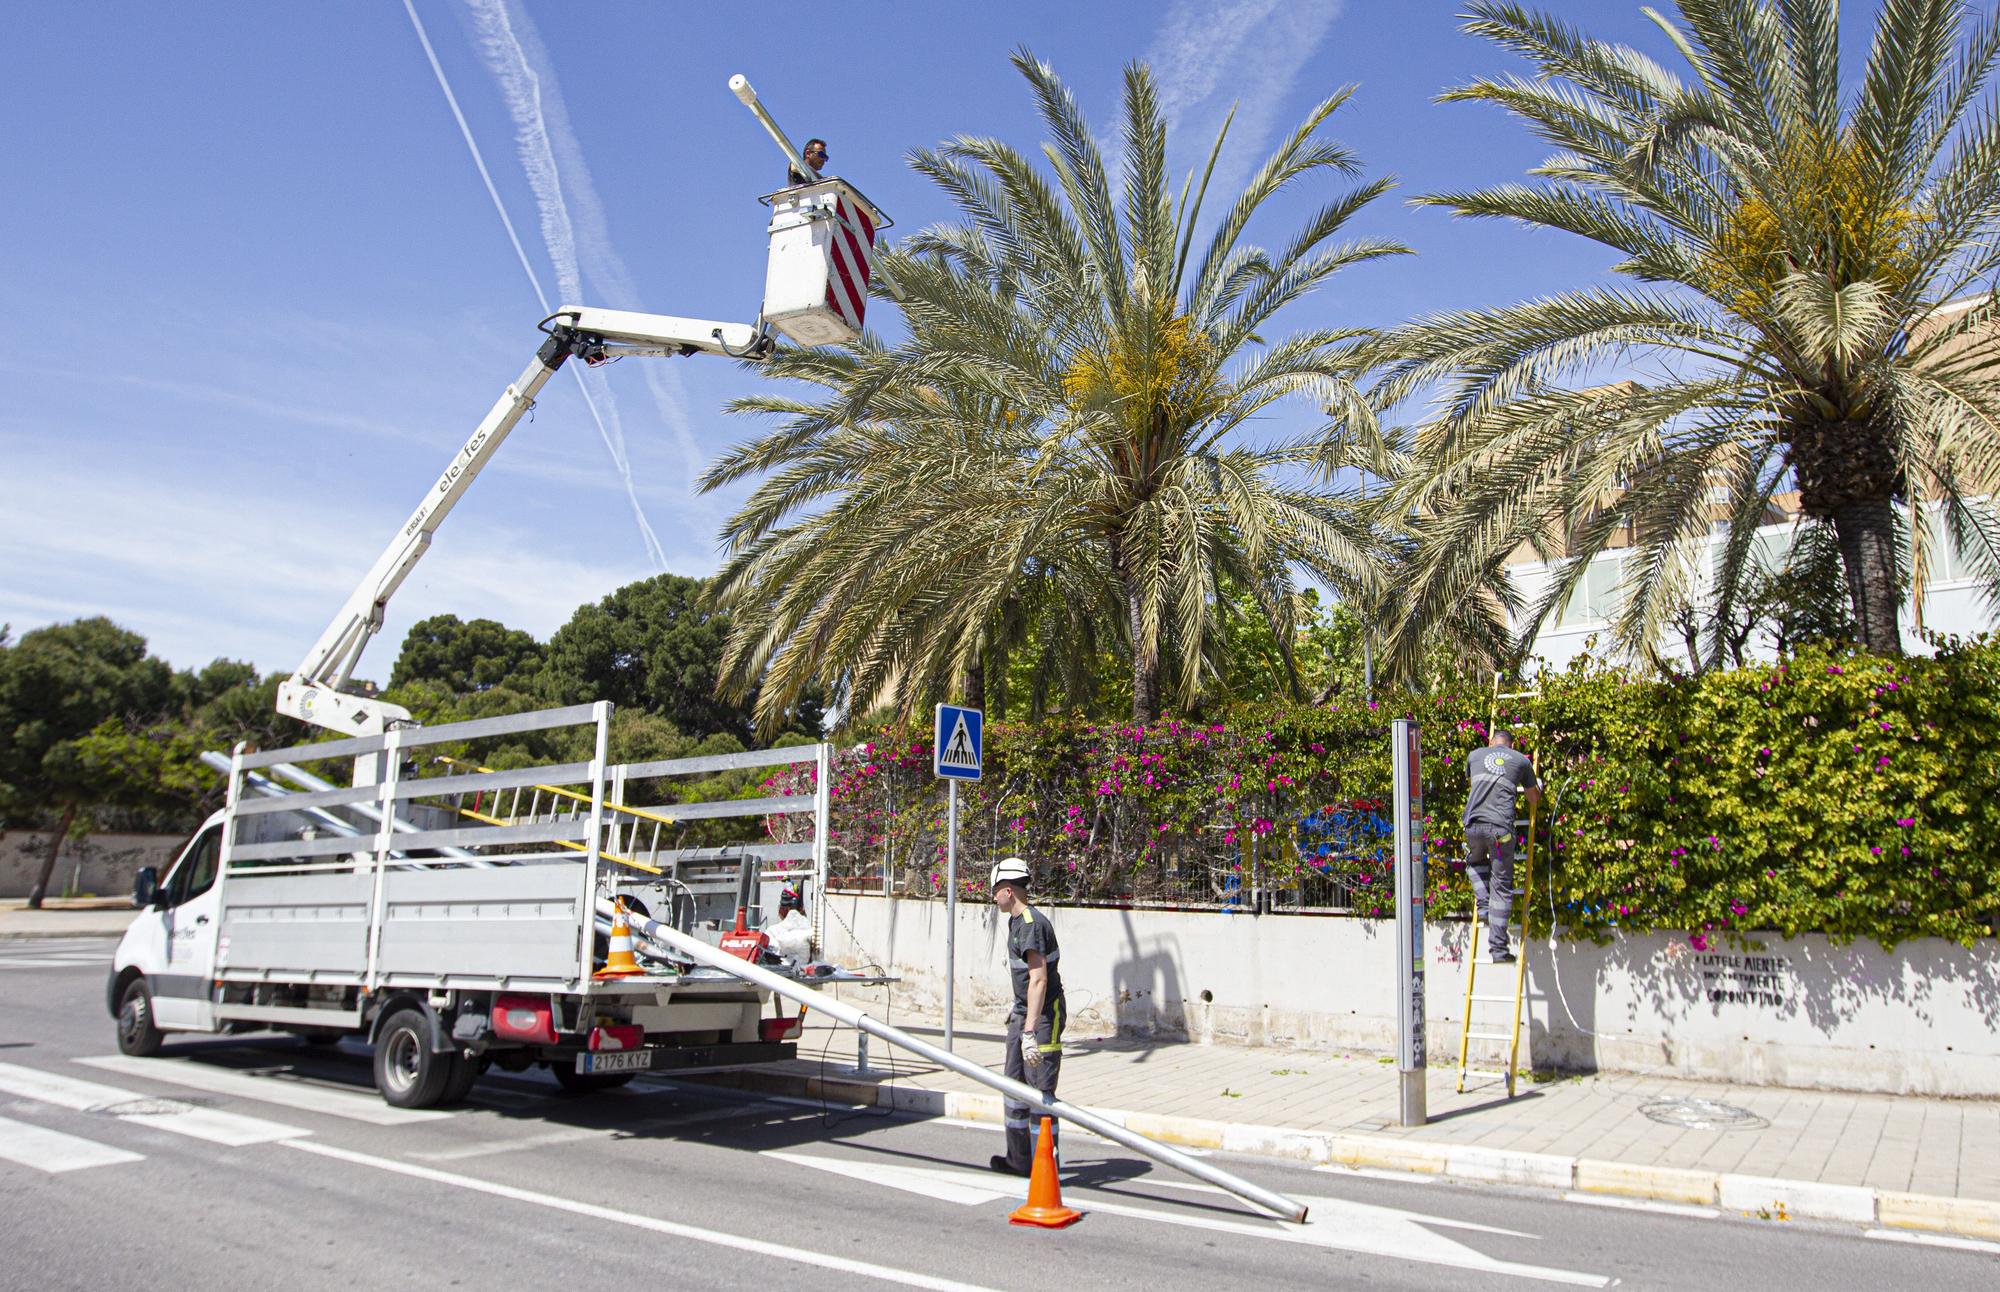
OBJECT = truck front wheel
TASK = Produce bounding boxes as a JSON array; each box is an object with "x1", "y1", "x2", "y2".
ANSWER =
[
  {"x1": 116, "y1": 979, "x2": 163, "y2": 1057},
  {"x1": 373, "y1": 1011, "x2": 449, "y2": 1108}
]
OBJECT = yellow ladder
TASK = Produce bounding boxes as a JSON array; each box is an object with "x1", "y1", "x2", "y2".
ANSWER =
[
  {"x1": 431, "y1": 754, "x2": 674, "y2": 874},
  {"x1": 1456, "y1": 672, "x2": 1541, "y2": 1096}
]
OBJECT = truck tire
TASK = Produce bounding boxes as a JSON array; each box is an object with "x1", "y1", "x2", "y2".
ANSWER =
[
  {"x1": 116, "y1": 979, "x2": 164, "y2": 1057},
  {"x1": 373, "y1": 1010, "x2": 450, "y2": 1108},
  {"x1": 551, "y1": 1066, "x2": 637, "y2": 1094},
  {"x1": 437, "y1": 1051, "x2": 481, "y2": 1105}
]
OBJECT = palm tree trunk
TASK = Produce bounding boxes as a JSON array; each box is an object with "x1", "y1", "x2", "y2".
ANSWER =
[
  {"x1": 1828, "y1": 495, "x2": 1904, "y2": 653},
  {"x1": 1793, "y1": 417, "x2": 1904, "y2": 654},
  {"x1": 960, "y1": 654, "x2": 985, "y2": 710},
  {"x1": 1108, "y1": 526, "x2": 1160, "y2": 722},
  {"x1": 25, "y1": 801, "x2": 77, "y2": 910}
]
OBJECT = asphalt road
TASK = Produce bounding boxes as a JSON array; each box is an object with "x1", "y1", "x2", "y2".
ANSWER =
[{"x1": 2, "y1": 939, "x2": 1994, "y2": 1291}]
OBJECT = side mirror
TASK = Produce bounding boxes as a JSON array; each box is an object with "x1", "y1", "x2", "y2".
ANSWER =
[{"x1": 131, "y1": 866, "x2": 158, "y2": 910}]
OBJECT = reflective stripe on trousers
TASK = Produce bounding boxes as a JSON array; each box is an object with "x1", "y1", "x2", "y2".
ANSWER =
[{"x1": 1001, "y1": 1006, "x2": 1063, "y2": 1172}]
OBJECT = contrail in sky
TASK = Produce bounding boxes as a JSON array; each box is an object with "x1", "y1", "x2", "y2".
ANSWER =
[
  {"x1": 401, "y1": 0, "x2": 667, "y2": 570},
  {"x1": 1144, "y1": 0, "x2": 1347, "y2": 199},
  {"x1": 464, "y1": 0, "x2": 708, "y2": 498}
]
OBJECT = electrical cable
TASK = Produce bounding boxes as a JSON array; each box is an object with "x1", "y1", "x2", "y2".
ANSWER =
[{"x1": 812, "y1": 889, "x2": 895, "y2": 1130}]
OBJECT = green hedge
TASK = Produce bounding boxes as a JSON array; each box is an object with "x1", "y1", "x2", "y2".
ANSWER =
[{"x1": 809, "y1": 637, "x2": 2000, "y2": 949}]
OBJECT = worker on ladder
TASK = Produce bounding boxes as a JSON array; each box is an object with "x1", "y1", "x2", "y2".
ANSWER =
[{"x1": 1462, "y1": 728, "x2": 1542, "y2": 964}]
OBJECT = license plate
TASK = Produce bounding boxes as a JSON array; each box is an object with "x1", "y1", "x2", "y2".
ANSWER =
[{"x1": 578, "y1": 1049, "x2": 653, "y2": 1074}]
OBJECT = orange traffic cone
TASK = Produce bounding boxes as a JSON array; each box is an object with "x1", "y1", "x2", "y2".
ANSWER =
[
  {"x1": 1008, "y1": 1117, "x2": 1080, "y2": 1228},
  {"x1": 594, "y1": 900, "x2": 645, "y2": 979}
]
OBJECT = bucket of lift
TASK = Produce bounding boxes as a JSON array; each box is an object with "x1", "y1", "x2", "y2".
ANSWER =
[{"x1": 759, "y1": 176, "x2": 890, "y2": 347}]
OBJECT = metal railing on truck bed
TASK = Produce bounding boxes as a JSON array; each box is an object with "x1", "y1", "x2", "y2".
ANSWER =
[{"x1": 214, "y1": 702, "x2": 832, "y2": 995}]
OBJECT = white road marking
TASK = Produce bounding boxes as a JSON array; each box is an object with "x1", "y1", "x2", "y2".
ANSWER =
[
  {"x1": 764, "y1": 1150, "x2": 1023, "y2": 1207},
  {"x1": 0, "y1": 1114, "x2": 145, "y2": 1173},
  {"x1": 1561, "y1": 1192, "x2": 1720, "y2": 1219},
  {"x1": 78, "y1": 1055, "x2": 448, "y2": 1126},
  {"x1": 769, "y1": 1152, "x2": 1609, "y2": 1286},
  {"x1": 0, "y1": 958, "x2": 108, "y2": 969},
  {"x1": 1864, "y1": 1228, "x2": 2000, "y2": 1256},
  {"x1": 1313, "y1": 1163, "x2": 1440, "y2": 1184},
  {"x1": 0, "y1": 1062, "x2": 307, "y2": 1147},
  {"x1": 285, "y1": 1140, "x2": 1004, "y2": 1292},
  {"x1": 930, "y1": 1114, "x2": 1213, "y2": 1155},
  {"x1": 411, "y1": 1127, "x2": 616, "y2": 1161}
]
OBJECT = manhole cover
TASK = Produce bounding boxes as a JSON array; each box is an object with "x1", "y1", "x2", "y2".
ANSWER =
[
  {"x1": 93, "y1": 1097, "x2": 200, "y2": 1117},
  {"x1": 1639, "y1": 1097, "x2": 1768, "y2": 1131}
]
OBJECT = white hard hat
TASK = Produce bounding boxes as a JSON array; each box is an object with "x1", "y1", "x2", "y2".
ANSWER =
[{"x1": 990, "y1": 857, "x2": 1030, "y2": 889}]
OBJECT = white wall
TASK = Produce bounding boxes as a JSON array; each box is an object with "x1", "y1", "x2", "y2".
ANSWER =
[
  {"x1": 1506, "y1": 511, "x2": 1997, "y2": 671},
  {"x1": 821, "y1": 894, "x2": 2000, "y2": 1097},
  {"x1": 0, "y1": 831, "x2": 184, "y2": 900}
]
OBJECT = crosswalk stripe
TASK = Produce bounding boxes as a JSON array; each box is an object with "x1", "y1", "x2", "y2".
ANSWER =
[
  {"x1": 79, "y1": 1055, "x2": 448, "y2": 1126},
  {"x1": 0, "y1": 1113, "x2": 145, "y2": 1173},
  {"x1": 0, "y1": 1062, "x2": 307, "y2": 1147},
  {"x1": 0, "y1": 958, "x2": 108, "y2": 969}
]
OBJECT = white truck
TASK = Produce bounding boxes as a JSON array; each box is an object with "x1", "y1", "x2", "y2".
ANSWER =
[
  {"x1": 107, "y1": 76, "x2": 890, "y2": 1107},
  {"x1": 110, "y1": 703, "x2": 850, "y2": 1106}
]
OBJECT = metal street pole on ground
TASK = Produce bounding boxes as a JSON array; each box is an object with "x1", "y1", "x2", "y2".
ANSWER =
[
  {"x1": 1392, "y1": 717, "x2": 1427, "y2": 1127},
  {"x1": 608, "y1": 897, "x2": 1308, "y2": 1224}
]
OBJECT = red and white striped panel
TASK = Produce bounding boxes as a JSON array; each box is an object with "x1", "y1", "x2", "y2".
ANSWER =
[{"x1": 823, "y1": 195, "x2": 877, "y2": 333}]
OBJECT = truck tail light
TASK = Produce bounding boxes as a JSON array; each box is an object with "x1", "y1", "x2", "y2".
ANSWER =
[
  {"x1": 760, "y1": 1004, "x2": 806, "y2": 1043},
  {"x1": 588, "y1": 1024, "x2": 644, "y2": 1052},
  {"x1": 492, "y1": 994, "x2": 556, "y2": 1045}
]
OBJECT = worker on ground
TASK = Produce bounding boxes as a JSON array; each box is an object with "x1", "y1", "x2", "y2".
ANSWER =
[
  {"x1": 988, "y1": 857, "x2": 1064, "y2": 1176},
  {"x1": 1463, "y1": 728, "x2": 1541, "y2": 964},
  {"x1": 787, "y1": 137, "x2": 829, "y2": 186}
]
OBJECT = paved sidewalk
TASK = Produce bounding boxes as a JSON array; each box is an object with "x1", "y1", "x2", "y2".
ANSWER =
[
  {"x1": 0, "y1": 899, "x2": 138, "y2": 939},
  {"x1": 707, "y1": 1001, "x2": 2000, "y2": 1239}
]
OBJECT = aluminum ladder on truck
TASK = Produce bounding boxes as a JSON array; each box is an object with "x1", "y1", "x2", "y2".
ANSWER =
[{"x1": 1455, "y1": 672, "x2": 1542, "y2": 1097}]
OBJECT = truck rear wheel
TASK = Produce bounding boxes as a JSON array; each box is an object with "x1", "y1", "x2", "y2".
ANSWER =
[
  {"x1": 116, "y1": 979, "x2": 163, "y2": 1058},
  {"x1": 373, "y1": 1011, "x2": 449, "y2": 1108},
  {"x1": 437, "y1": 1051, "x2": 481, "y2": 1105}
]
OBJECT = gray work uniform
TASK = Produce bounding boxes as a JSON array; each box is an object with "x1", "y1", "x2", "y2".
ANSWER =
[
  {"x1": 1001, "y1": 902, "x2": 1066, "y2": 1172},
  {"x1": 1463, "y1": 745, "x2": 1539, "y2": 957}
]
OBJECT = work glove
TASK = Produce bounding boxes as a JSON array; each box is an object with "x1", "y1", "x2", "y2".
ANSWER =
[{"x1": 1021, "y1": 1033, "x2": 1043, "y2": 1068}]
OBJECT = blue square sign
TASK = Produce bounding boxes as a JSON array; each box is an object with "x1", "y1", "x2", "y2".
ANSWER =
[{"x1": 933, "y1": 704, "x2": 983, "y2": 781}]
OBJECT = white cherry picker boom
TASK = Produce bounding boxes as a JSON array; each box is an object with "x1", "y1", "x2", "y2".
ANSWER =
[{"x1": 275, "y1": 74, "x2": 890, "y2": 742}]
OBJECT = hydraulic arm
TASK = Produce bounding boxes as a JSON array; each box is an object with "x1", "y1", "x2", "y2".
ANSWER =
[
  {"x1": 274, "y1": 74, "x2": 886, "y2": 747},
  {"x1": 275, "y1": 309, "x2": 772, "y2": 738}
]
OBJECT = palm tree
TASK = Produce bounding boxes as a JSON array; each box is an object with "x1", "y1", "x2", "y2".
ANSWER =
[
  {"x1": 706, "y1": 49, "x2": 1408, "y2": 725},
  {"x1": 1372, "y1": 0, "x2": 2000, "y2": 667}
]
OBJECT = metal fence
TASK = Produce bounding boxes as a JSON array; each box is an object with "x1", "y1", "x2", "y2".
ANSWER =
[{"x1": 802, "y1": 745, "x2": 1408, "y2": 917}]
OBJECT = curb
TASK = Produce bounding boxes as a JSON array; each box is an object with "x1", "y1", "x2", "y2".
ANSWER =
[
  {"x1": 0, "y1": 928, "x2": 133, "y2": 941},
  {"x1": 689, "y1": 1068, "x2": 2000, "y2": 1241}
]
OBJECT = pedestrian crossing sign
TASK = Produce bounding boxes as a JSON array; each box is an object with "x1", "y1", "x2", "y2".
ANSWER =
[{"x1": 933, "y1": 704, "x2": 983, "y2": 781}]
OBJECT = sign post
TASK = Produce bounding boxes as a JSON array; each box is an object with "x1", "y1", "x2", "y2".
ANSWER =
[
  {"x1": 1391, "y1": 718, "x2": 1427, "y2": 1127},
  {"x1": 933, "y1": 703, "x2": 983, "y2": 1052}
]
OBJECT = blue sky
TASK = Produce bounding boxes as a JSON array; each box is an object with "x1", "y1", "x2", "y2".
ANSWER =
[{"x1": 0, "y1": 1, "x2": 1845, "y2": 676}]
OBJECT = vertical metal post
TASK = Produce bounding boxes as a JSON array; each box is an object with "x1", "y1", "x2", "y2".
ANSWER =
[
  {"x1": 364, "y1": 729, "x2": 403, "y2": 994},
  {"x1": 578, "y1": 702, "x2": 611, "y2": 987},
  {"x1": 1391, "y1": 718, "x2": 1427, "y2": 1127},
  {"x1": 945, "y1": 776, "x2": 958, "y2": 1052},
  {"x1": 814, "y1": 741, "x2": 832, "y2": 950}
]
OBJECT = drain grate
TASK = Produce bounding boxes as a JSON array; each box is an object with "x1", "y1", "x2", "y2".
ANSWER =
[{"x1": 1639, "y1": 1097, "x2": 1768, "y2": 1131}]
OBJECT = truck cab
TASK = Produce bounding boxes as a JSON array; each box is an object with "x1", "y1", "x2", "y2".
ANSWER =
[{"x1": 111, "y1": 813, "x2": 225, "y2": 1052}]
